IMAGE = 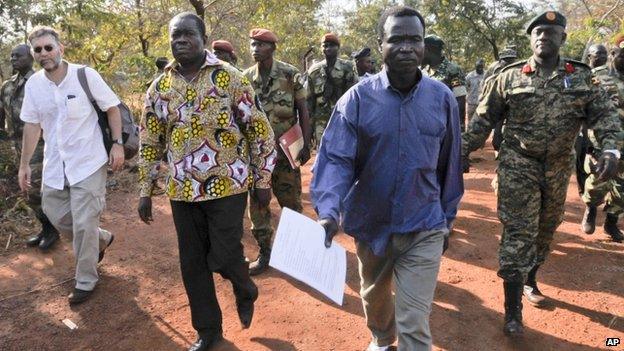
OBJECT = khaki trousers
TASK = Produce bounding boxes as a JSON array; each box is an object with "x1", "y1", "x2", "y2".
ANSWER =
[
  {"x1": 42, "y1": 165, "x2": 111, "y2": 291},
  {"x1": 357, "y1": 229, "x2": 445, "y2": 351}
]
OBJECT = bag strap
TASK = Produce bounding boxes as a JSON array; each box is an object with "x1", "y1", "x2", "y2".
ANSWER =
[{"x1": 77, "y1": 66, "x2": 96, "y2": 104}]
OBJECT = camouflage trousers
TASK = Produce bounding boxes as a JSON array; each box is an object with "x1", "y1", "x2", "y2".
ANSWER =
[
  {"x1": 313, "y1": 117, "x2": 330, "y2": 148},
  {"x1": 497, "y1": 147, "x2": 573, "y2": 283},
  {"x1": 582, "y1": 156, "x2": 624, "y2": 216},
  {"x1": 248, "y1": 155, "x2": 303, "y2": 250}
]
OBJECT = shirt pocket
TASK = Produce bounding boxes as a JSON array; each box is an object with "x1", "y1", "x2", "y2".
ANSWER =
[
  {"x1": 505, "y1": 86, "x2": 537, "y2": 123},
  {"x1": 411, "y1": 131, "x2": 441, "y2": 170},
  {"x1": 271, "y1": 91, "x2": 294, "y2": 120},
  {"x1": 562, "y1": 85, "x2": 590, "y2": 118},
  {"x1": 66, "y1": 97, "x2": 92, "y2": 120}
]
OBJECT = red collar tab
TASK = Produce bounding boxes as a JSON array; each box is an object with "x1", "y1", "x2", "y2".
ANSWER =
[
  {"x1": 522, "y1": 64, "x2": 533, "y2": 74},
  {"x1": 565, "y1": 62, "x2": 575, "y2": 74}
]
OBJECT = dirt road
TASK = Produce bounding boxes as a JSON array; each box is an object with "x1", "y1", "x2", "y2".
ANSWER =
[{"x1": 1, "y1": 145, "x2": 622, "y2": 350}]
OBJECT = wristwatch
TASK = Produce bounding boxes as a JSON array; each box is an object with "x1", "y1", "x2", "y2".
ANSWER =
[{"x1": 114, "y1": 138, "x2": 123, "y2": 146}]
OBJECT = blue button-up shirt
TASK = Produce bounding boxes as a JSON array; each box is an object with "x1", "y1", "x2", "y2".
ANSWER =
[{"x1": 310, "y1": 69, "x2": 464, "y2": 255}]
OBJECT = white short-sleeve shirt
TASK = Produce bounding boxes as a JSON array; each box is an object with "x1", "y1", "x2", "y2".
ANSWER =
[{"x1": 20, "y1": 62, "x2": 120, "y2": 190}]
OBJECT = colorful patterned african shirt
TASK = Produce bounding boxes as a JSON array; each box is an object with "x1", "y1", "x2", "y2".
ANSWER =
[{"x1": 139, "y1": 50, "x2": 276, "y2": 202}]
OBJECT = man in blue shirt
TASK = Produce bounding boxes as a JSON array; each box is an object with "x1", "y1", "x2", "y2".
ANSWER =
[{"x1": 310, "y1": 6, "x2": 463, "y2": 351}]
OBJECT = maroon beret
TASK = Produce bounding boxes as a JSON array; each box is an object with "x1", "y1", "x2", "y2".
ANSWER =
[
  {"x1": 249, "y1": 28, "x2": 278, "y2": 43},
  {"x1": 211, "y1": 40, "x2": 234, "y2": 54},
  {"x1": 321, "y1": 33, "x2": 340, "y2": 45}
]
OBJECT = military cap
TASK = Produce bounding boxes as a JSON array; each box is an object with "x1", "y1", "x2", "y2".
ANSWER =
[
  {"x1": 351, "y1": 47, "x2": 371, "y2": 60},
  {"x1": 321, "y1": 33, "x2": 340, "y2": 45},
  {"x1": 249, "y1": 28, "x2": 278, "y2": 43},
  {"x1": 525, "y1": 11, "x2": 566, "y2": 34},
  {"x1": 499, "y1": 47, "x2": 517, "y2": 59},
  {"x1": 211, "y1": 40, "x2": 235, "y2": 53},
  {"x1": 424, "y1": 35, "x2": 444, "y2": 48}
]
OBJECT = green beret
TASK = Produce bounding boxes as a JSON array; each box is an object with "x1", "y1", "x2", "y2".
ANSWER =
[
  {"x1": 424, "y1": 35, "x2": 444, "y2": 48},
  {"x1": 526, "y1": 11, "x2": 566, "y2": 34}
]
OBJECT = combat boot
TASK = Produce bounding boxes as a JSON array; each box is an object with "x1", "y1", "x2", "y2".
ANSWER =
[
  {"x1": 604, "y1": 213, "x2": 624, "y2": 242},
  {"x1": 38, "y1": 216, "x2": 59, "y2": 251},
  {"x1": 503, "y1": 281, "x2": 524, "y2": 336},
  {"x1": 581, "y1": 205, "x2": 597, "y2": 234},
  {"x1": 249, "y1": 245, "x2": 271, "y2": 276},
  {"x1": 523, "y1": 265, "x2": 546, "y2": 307}
]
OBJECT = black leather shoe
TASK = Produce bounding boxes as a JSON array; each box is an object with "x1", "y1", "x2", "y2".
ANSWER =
[
  {"x1": 237, "y1": 283, "x2": 259, "y2": 329},
  {"x1": 604, "y1": 213, "x2": 624, "y2": 242},
  {"x1": 98, "y1": 234, "x2": 115, "y2": 263},
  {"x1": 68, "y1": 288, "x2": 93, "y2": 305},
  {"x1": 26, "y1": 231, "x2": 44, "y2": 247},
  {"x1": 188, "y1": 335, "x2": 223, "y2": 351},
  {"x1": 38, "y1": 230, "x2": 59, "y2": 251}
]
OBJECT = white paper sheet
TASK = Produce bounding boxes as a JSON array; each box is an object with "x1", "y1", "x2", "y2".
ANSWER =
[{"x1": 269, "y1": 208, "x2": 346, "y2": 305}]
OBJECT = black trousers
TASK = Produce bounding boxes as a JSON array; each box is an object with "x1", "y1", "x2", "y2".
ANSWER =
[{"x1": 170, "y1": 193, "x2": 256, "y2": 339}]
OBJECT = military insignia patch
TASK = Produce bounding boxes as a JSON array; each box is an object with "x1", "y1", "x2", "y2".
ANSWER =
[{"x1": 546, "y1": 12, "x2": 556, "y2": 21}]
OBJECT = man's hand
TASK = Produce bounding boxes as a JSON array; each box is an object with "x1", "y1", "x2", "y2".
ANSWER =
[
  {"x1": 18, "y1": 165, "x2": 31, "y2": 192},
  {"x1": 297, "y1": 144, "x2": 311, "y2": 166},
  {"x1": 109, "y1": 143, "x2": 125, "y2": 172},
  {"x1": 253, "y1": 188, "x2": 272, "y2": 208},
  {"x1": 318, "y1": 217, "x2": 339, "y2": 248},
  {"x1": 138, "y1": 196, "x2": 153, "y2": 224},
  {"x1": 461, "y1": 155, "x2": 470, "y2": 173},
  {"x1": 595, "y1": 151, "x2": 618, "y2": 182}
]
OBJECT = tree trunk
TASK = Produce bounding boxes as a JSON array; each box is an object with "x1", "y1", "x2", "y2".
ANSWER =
[{"x1": 188, "y1": 0, "x2": 205, "y2": 19}]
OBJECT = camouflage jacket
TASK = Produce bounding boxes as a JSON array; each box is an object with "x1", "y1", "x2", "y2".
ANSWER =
[
  {"x1": 0, "y1": 69, "x2": 34, "y2": 140},
  {"x1": 306, "y1": 58, "x2": 357, "y2": 121},
  {"x1": 593, "y1": 66, "x2": 624, "y2": 112},
  {"x1": 243, "y1": 59, "x2": 306, "y2": 138},
  {"x1": 463, "y1": 56, "x2": 622, "y2": 161},
  {"x1": 139, "y1": 50, "x2": 276, "y2": 202},
  {"x1": 423, "y1": 57, "x2": 467, "y2": 97}
]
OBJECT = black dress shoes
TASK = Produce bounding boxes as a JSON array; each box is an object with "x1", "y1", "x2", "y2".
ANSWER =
[
  {"x1": 188, "y1": 335, "x2": 224, "y2": 351},
  {"x1": 38, "y1": 230, "x2": 59, "y2": 251},
  {"x1": 236, "y1": 283, "x2": 259, "y2": 329},
  {"x1": 68, "y1": 288, "x2": 93, "y2": 305},
  {"x1": 26, "y1": 231, "x2": 45, "y2": 247}
]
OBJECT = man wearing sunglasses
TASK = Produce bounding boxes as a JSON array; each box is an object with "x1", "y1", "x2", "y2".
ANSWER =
[
  {"x1": 1, "y1": 44, "x2": 61, "y2": 251},
  {"x1": 18, "y1": 26, "x2": 124, "y2": 305}
]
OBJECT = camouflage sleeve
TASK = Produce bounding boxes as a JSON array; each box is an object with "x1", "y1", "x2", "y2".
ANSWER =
[
  {"x1": 293, "y1": 70, "x2": 307, "y2": 100},
  {"x1": 462, "y1": 74, "x2": 505, "y2": 156},
  {"x1": 451, "y1": 65, "x2": 467, "y2": 97},
  {"x1": 306, "y1": 72, "x2": 316, "y2": 116},
  {"x1": 586, "y1": 81, "x2": 623, "y2": 152},
  {"x1": 233, "y1": 71, "x2": 276, "y2": 189},
  {"x1": 138, "y1": 79, "x2": 167, "y2": 198},
  {"x1": 345, "y1": 64, "x2": 358, "y2": 89}
]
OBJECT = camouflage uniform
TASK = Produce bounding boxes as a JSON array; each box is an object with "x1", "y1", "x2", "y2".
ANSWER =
[
  {"x1": 306, "y1": 58, "x2": 357, "y2": 143},
  {"x1": 0, "y1": 69, "x2": 46, "y2": 215},
  {"x1": 424, "y1": 57, "x2": 467, "y2": 129},
  {"x1": 463, "y1": 57, "x2": 622, "y2": 283},
  {"x1": 582, "y1": 67, "x2": 624, "y2": 215},
  {"x1": 243, "y1": 60, "x2": 306, "y2": 249}
]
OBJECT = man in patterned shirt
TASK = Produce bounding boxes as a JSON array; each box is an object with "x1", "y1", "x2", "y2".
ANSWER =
[
  {"x1": 137, "y1": 12, "x2": 276, "y2": 351},
  {"x1": 243, "y1": 28, "x2": 311, "y2": 275}
]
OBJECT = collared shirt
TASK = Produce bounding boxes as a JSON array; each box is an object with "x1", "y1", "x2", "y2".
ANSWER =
[
  {"x1": 306, "y1": 58, "x2": 358, "y2": 122},
  {"x1": 463, "y1": 56, "x2": 622, "y2": 160},
  {"x1": 20, "y1": 63, "x2": 120, "y2": 190},
  {"x1": 465, "y1": 70, "x2": 484, "y2": 105},
  {"x1": 243, "y1": 59, "x2": 306, "y2": 138},
  {"x1": 1, "y1": 69, "x2": 34, "y2": 140},
  {"x1": 139, "y1": 50, "x2": 276, "y2": 202},
  {"x1": 310, "y1": 69, "x2": 464, "y2": 255},
  {"x1": 423, "y1": 57, "x2": 467, "y2": 98}
]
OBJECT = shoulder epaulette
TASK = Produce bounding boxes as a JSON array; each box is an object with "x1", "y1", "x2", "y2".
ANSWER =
[
  {"x1": 564, "y1": 58, "x2": 590, "y2": 70},
  {"x1": 500, "y1": 60, "x2": 527, "y2": 72},
  {"x1": 307, "y1": 61, "x2": 325, "y2": 73}
]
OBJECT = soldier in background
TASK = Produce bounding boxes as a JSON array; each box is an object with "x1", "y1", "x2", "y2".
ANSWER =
[
  {"x1": 212, "y1": 40, "x2": 238, "y2": 67},
  {"x1": 306, "y1": 33, "x2": 357, "y2": 145},
  {"x1": 422, "y1": 35, "x2": 467, "y2": 130},
  {"x1": 486, "y1": 47, "x2": 518, "y2": 153},
  {"x1": 463, "y1": 11, "x2": 621, "y2": 336},
  {"x1": 465, "y1": 58, "x2": 485, "y2": 123},
  {"x1": 243, "y1": 28, "x2": 312, "y2": 275},
  {"x1": 581, "y1": 38, "x2": 624, "y2": 242},
  {"x1": 351, "y1": 47, "x2": 374, "y2": 78},
  {"x1": 0, "y1": 44, "x2": 59, "y2": 250}
]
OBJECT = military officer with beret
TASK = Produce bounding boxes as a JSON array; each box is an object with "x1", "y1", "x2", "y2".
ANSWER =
[
  {"x1": 581, "y1": 36, "x2": 624, "y2": 243},
  {"x1": 422, "y1": 34, "x2": 467, "y2": 131},
  {"x1": 306, "y1": 33, "x2": 357, "y2": 145},
  {"x1": 351, "y1": 47, "x2": 374, "y2": 78},
  {"x1": 243, "y1": 28, "x2": 312, "y2": 275},
  {"x1": 211, "y1": 39, "x2": 238, "y2": 67},
  {"x1": 463, "y1": 11, "x2": 622, "y2": 336}
]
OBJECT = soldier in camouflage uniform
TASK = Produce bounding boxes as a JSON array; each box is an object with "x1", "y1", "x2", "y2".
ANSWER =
[
  {"x1": 422, "y1": 35, "x2": 467, "y2": 131},
  {"x1": 581, "y1": 39, "x2": 624, "y2": 242},
  {"x1": 462, "y1": 12, "x2": 622, "y2": 336},
  {"x1": 243, "y1": 28, "x2": 312, "y2": 275},
  {"x1": 0, "y1": 44, "x2": 59, "y2": 250},
  {"x1": 306, "y1": 33, "x2": 357, "y2": 145},
  {"x1": 485, "y1": 47, "x2": 518, "y2": 153}
]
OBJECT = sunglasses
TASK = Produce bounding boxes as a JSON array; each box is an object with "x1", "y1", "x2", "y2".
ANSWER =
[{"x1": 33, "y1": 45, "x2": 54, "y2": 53}]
